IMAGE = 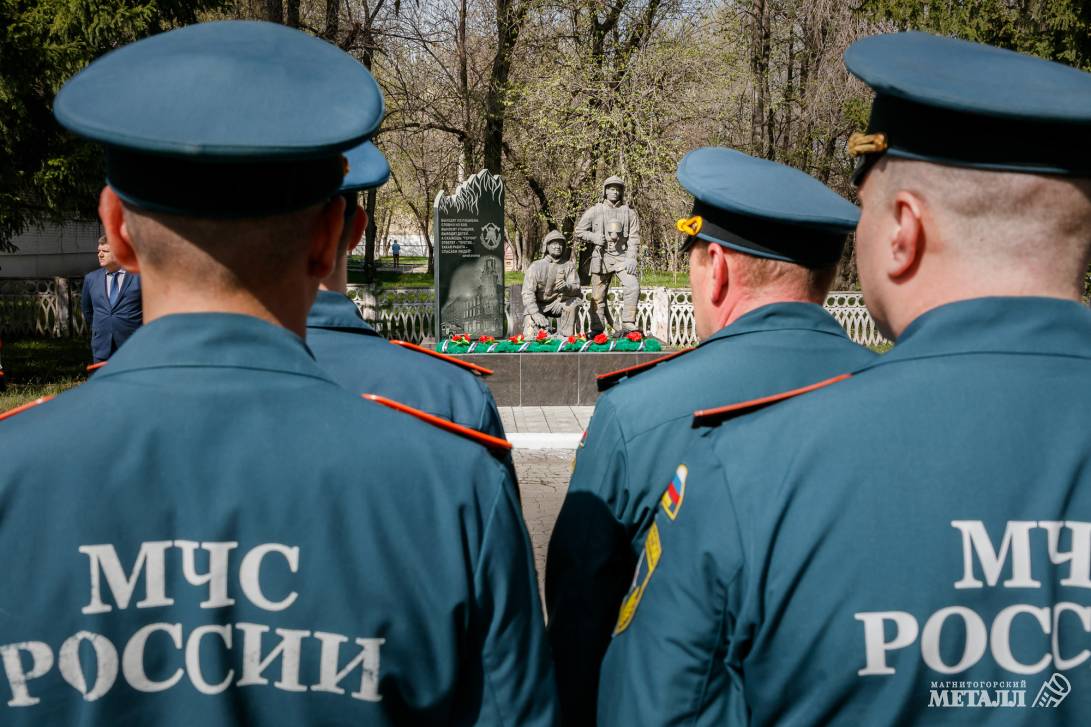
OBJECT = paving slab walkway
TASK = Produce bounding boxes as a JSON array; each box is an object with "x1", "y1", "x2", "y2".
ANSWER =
[
  {"x1": 513, "y1": 449, "x2": 575, "y2": 582},
  {"x1": 502, "y1": 406, "x2": 593, "y2": 449},
  {"x1": 491, "y1": 409, "x2": 591, "y2": 582}
]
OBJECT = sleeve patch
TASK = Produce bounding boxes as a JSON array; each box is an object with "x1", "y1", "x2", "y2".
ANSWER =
[
  {"x1": 613, "y1": 521, "x2": 662, "y2": 636},
  {"x1": 659, "y1": 464, "x2": 688, "y2": 520}
]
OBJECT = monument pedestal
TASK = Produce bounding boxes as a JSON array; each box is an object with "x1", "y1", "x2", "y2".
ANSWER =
[{"x1": 458, "y1": 351, "x2": 672, "y2": 406}]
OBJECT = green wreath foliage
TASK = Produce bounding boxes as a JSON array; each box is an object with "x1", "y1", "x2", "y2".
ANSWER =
[{"x1": 438, "y1": 336, "x2": 663, "y2": 354}]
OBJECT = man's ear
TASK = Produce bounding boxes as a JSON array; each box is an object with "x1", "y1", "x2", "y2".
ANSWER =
[
  {"x1": 98, "y1": 186, "x2": 140, "y2": 273},
  {"x1": 707, "y1": 243, "x2": 731, "y2": 305},
  {"x1": 889, "y1": 191, "x2": 925, "y2": 279},
  {"x1": 308, "y1": 196, "x2": 346, "y2": 279}
]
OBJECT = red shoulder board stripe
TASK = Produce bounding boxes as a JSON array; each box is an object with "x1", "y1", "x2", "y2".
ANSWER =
[
  {"x1": 0, "y1": 396, "x2": 55, "y2": 422},
  {"x1": 86, "y1": 361, "x2": 107, "y2": 373},
  {"x1": 596, "y1": 348, "x2": 692, "y2": 392},
  {"x1": 692, "y1": 373, "x2": 852, "y2": 425},
  {"x1": 389, "y1": 340, "x2": 493, "y2": 377},
  {"x1": 362, "y1": 393, "x2": 512, "y2": 453}
]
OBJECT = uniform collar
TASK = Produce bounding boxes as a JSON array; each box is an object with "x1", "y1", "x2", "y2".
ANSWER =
[
  {"x1": 700, "y1": 301, "x2": 846, "y2": 347},
  {"x1": 94, "y1": 312, "x2": 334, "y2": 381},
  {"x1": 873, "y1": 296, "x2": 1091, "y2": 368},
  {"x1": 306, "y1": 290, "x2": 379, "y2": 334}
]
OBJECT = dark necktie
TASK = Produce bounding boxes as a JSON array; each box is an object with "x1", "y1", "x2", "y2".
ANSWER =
[{"x1": 108, "y1": 272, "x2": 121, "y2": 304}]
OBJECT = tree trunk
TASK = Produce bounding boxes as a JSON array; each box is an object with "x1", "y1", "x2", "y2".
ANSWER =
[
  {"x1": 261, "y1": 0, "x2": 282, "y2": 23},
  {"x1": 424, "y1": 205, "x2": 434, "y2": 276},
  {"x1": 458, "y1": 0, "x2": 473, "y2": 179},
  {"x1": 324, "y1": 0, "x2": 340, "y2": 39},
  {"x1": 749, "y1": 0, "x2": 771, "y2": 157},
  {"x1": 364, "y1": 188, "x2": 378, "y2": 279},
  {"x1": 509, "y1": 232, "x2": 523, "y2": 272},
  {"x1": 784, "y1": 24, "x2": 795, "y2": 160},
  {"x1": 359, "y1": 24, "x2": 378, "y2": 281},
  {"x1": 380, "y1": 210, "x2": 393, "y2": 256},
  {"x1": 483, "y1": 0, "x2": 526, "y2": 174}
]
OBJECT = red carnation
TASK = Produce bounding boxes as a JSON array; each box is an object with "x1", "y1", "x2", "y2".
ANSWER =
[
  {"x1": 626, "y1": 331, "x2": 643, "y2": 342},
  {"x1": 478, "y1": 335, "x2": 495, "y2": 343},
  {"x1": 593, "y1": 333, "x2": 609, "y2": 345},
  {"x1": 508, "y1": 334, "x2": 523, "y2": 343},
  {"x1": 566, "y1": 335, "x2": 577, "y2": 344},
  {"x1": 536, "y1": 329, "x2": 549, "y2": 341}
]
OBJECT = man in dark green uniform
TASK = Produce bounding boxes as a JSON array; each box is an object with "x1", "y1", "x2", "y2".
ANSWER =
[
  {"x1": 600, "y1": 32, "x2": 1091, "y2": 725},
  {"x1": 0, "y1": 21, "x2": 554, "y2": 725},
  {"x1": 546, "y1": 146, "x2": 875, "y2": 725},
  {"x1": 306, "y1": 141, "x2": 505, "y2": 439}
]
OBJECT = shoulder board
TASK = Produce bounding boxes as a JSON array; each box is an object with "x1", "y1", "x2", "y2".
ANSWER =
[
  {"x1": 692, "y1": 373, "x2": 852, "y2": 426},
  {"x1": 86, "y1": 361, "x2": 107, "y2": 373},
  {"x1": 0, "y1": 396, "x2": 55, "y2": 422},
  {"x1": 388, "y1": 340, "x2": 493, "y2": 377},
  {"x1": 596, "y1": 348, "x2": 692, "y2": 392},
  {"x1": 362, "y1": 393, "x2": 512, "y2": 454}
]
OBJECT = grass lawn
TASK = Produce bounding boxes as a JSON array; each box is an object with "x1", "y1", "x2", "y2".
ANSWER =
[
  {"x1": 1, "y1": 338, "x2": 90, "y2": 411},
  {"x1": 374, "y1": 255, "x2": 428, "y2": 266}
]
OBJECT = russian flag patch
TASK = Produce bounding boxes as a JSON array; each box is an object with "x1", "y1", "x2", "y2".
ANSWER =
[{"x1": 660, "y1": 464, "x2": 687, "y2": 520}]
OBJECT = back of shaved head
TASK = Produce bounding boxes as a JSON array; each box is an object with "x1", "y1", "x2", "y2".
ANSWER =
[{"x1": 872, "y1": 160, "x2": 1091, "y2": 291}]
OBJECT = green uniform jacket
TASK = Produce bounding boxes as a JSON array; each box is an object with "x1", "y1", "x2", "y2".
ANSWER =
[
  {"x1": 600, "y1": 297, "x2": 1091, "y2": 726},
  {"x1": 546, "y1": 302, "x2": 874, "y2": 725},
  {"x1": 0, "y1": 313, "x2": 555, "y2": 725}
]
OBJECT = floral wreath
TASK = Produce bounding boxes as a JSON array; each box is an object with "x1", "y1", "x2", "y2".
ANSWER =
[{"x1": 439, "y1": 329, "x2": 660, "y2": 354}]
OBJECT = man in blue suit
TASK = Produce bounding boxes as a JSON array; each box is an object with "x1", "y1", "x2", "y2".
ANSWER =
[
  {"x1": 546, "y1": 146, "x2": 875, "y2": 725},
  {"x1": 81, "y1": 235, "x2": 142, "y2": 361}
]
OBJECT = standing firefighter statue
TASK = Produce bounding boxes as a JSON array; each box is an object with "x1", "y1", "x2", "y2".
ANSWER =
[
  {"x1": 523, "y1": 230, "x2": 583, "y2": 338},
  {"x1": 574, "y1": 175, "x2": 640, "y2": 336}
]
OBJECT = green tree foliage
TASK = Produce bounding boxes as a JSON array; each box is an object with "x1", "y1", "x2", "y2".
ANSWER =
[
  {"x1": 0, "y1": 0, "x2": 232, "y2": 251},
  {"x1": 860, "y1": 0, "x2": 1091, "y2": 70}
]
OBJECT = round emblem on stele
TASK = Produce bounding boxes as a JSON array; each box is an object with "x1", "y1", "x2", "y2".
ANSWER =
[{"x1": 480, "y1": 222, "x2": 502, "y2": 250}]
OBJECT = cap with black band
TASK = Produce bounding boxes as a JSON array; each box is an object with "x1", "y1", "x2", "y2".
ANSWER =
[
  {"x1": 675, "y1": 147, "x2": 860, "y2": 268},
  {"x1": 845, "y1": 31, "x2": 1091, "y2": 186},
  {"x1": 54, "y1": 20, "x2": 384, "y2": 217}
]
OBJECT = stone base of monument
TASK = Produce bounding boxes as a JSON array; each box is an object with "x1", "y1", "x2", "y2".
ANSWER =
[{"x1": 458, "y1": 351, "x2": 673, "y2": 406}]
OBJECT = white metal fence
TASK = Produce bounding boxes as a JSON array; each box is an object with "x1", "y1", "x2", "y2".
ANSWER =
[
  {"x1": 0, "y1": 278, "x2": 888, "y2": 348},
  {"x1": 0, "y1": 278, "x2": 87, "y2": 338},
  {"x1": 345, "y1": 285, "x2": 889, "y2": 348}
]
